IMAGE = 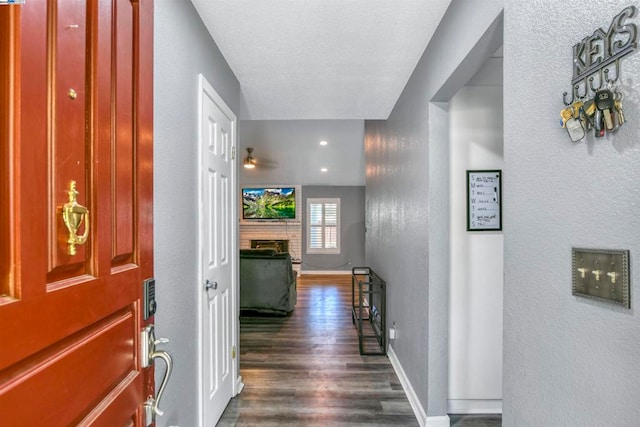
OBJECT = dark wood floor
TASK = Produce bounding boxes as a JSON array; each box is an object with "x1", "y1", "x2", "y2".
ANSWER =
[
  {"x1": 218, "y1": 275, "x2": 501, "y2": 427},
  {"x1": 450, "y1": 415, "x2": 502, "y2": 426}
]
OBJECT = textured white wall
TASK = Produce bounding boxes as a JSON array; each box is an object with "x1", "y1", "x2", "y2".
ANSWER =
[
  {"x1": 448, "y1": 86, "x2": 503, "y2": 409},
  {"x1": 503, "y1": 1, "x2": 640, "y2": 425},
  {"x1": 154, "y1": 2, "x2": 239, "y2": 426}
]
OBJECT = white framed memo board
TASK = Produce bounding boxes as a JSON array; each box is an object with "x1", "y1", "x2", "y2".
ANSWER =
[{"x1": 466, "y1": 170, "x2": 502, "y2": 231}]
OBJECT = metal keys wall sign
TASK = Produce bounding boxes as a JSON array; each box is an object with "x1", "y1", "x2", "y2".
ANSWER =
[{"x1": 560, "y1": 6, "x2": 637, "y2": 142}]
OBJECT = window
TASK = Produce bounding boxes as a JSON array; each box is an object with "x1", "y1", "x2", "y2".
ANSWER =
[{"x1": 307, "y1": 198, "x2": 340, "y2": 254}]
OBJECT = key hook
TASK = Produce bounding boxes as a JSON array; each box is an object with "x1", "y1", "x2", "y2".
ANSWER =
[
  {"x1": 589, "y1": 69, "x2": 604, "y2": 93},
  {"x1": 575, "y1": 83, "x2": 588, "y2": 100},
  {"x1": 562, "y1": 89, "x2": 575, "y2": 106},
  {"x1": 604, "y1": 61, "x2": 620, "y2": 86}
]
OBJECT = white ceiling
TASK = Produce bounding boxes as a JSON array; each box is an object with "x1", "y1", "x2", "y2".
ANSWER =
[
  {"x1": 238, "y1": 120, "x2": 365, "y2": 186},
  {"x1": 190, "y1": 0, "x2": 453, "y2": 120}
]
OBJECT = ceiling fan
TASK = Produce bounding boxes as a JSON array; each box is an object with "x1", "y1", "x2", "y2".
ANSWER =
[
  {"x1": 243, "y1": 147, "x2": 256, "y2": 169},
  {"x1": 243, "y1": 147, "x2": 278, "y2": 170}
]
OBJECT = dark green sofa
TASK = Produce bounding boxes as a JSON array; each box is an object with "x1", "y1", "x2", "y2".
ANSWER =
[{"x1": 239, "y1": 249, "x2": 297, "y2": 314}]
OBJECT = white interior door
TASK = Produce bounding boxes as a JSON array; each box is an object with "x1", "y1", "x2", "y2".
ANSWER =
[{"x1": 198, "y1": 75, "x2": 238, "y2": 425}]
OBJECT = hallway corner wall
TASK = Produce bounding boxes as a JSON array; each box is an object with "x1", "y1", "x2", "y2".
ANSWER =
[
  {"x1": 364, "y1": 0, "x2": 504, "y2": 419},
  {"x1": 503, "y1": 1, "x2": 640, "y2": 425},
  {"x1": 154, "y1": 2, "x2": 240, "y2": 426}
]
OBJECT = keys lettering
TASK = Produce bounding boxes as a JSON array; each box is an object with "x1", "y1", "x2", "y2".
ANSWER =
[{"x1": 572, "y1": 6, "x2": 638, "y2": 83}]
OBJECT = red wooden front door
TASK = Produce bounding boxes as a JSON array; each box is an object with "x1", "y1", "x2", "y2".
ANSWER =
[{"x1": 0, "y1": 0, "x2": 154, "y2": 425}]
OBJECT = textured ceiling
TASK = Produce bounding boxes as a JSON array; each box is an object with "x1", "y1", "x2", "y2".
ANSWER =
[{"x1": 190, "y1": 0, "x2": 452, "y2": 120}]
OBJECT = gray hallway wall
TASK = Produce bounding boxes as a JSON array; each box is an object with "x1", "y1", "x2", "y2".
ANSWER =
[
  {"x1": 503, "y1": 2, "x2": 640, "y2": 425},
  {"x1": 301, "y1": 186, "x2": 365, "y2": 272},
  {"x1": 368, "y1": 0, "x2": 640, "y2": 425},
  {"x1": 154, "y1": 1, "x2": 240, "y2": 426},
  {"x1": 364, "y1": 0, "x2": 504, "y2": 421}
]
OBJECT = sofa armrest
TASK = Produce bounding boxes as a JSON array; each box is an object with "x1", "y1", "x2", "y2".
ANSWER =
[
  {"x1": 288, "y1": 271, "x2": 297, "y2": 310},
  {"x1": 239, "y1": 252, "x2": 297, "y2": 314}
]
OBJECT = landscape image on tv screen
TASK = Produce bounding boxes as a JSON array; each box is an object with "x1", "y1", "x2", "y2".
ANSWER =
[{"x1": 242, "y1": 187, "x2": 296, "y2": 219}]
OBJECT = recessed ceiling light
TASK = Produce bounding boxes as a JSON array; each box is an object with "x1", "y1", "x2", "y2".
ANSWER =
[
  {"x1": 319, "y1": 140, "x2": 328, "y2": 146},
  {"x1": 321, "y1": 168, "x2": 328, "y2": 172}
]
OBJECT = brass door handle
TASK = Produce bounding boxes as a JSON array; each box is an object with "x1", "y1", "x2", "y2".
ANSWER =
[{"x1": 62, "y1": 180, "x2": 89, "y2": 255}]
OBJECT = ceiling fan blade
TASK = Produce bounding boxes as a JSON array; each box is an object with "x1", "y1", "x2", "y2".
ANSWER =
[
  {"x1": 244, "y1": 147, "x2": 279, "y2": 169},
  {"x1": 255, "y1": 158, "x2": 279, "y2": 169}
]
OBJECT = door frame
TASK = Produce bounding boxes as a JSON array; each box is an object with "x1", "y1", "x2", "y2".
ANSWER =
[
  {"x1": 196, "y1": 74, "x2": 242, "y2": 426},
  {"x1": 427, "y1": 12, "x2": 504, "y2": 419}
]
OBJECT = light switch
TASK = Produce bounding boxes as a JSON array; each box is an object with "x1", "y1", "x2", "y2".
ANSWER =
[{"x1": 572, "y1": 248, "x2": 630, "y2": 308}]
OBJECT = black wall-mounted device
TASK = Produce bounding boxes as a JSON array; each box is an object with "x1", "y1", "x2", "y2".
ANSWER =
[{"x1": 143, "y1": 278, "x2": 157, "y2": 320}]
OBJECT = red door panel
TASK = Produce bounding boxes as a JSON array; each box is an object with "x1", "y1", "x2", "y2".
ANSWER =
[
  {"x1": 0, "y1": 5, "x2": 13, "y2": 301},
  {"x1": 0, "y1": 0, "x2": 154, "y2": 424},
  {"x1": 112, "y1": 0, "x2": 135, "y2": 266},
  {"x1": 0, "y1": 309, "x2": 138, "y2": 426},
  {"x1": 48, "y1": 0, "x2": 90, "y2": 278}
]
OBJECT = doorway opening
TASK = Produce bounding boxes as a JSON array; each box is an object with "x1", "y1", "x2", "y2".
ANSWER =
[
  {"x1": 426, "y1": 12, "x2": 504, "y2": 421},
  {"x1": 447, "y1": 47, "x2": 504, "y2": 415}
]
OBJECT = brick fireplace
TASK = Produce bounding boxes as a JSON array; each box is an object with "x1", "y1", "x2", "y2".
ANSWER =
[
  {"x1": 251, "y1": 239, "x2": 289, "y2": 253},
  {"x1": 239, "y1": 222, "x2": 302, "y2": 261}
]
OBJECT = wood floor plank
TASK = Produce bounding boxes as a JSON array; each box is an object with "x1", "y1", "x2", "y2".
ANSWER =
[
  {"x1": 220, "y1": 274, "x2": 501, "y2": 426},
  {"x1": 218, "y1": 275, "x2": 420, "y2": 426},
  {"x1": 450, "y1": 414, "x2": 503, "y2": 426}
]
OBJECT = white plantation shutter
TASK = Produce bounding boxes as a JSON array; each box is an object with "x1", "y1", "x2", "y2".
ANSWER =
[
  {"x1": 324, "y1": 226, "x2": 337, "y2": 249},
  {"x1": 306, "y1": 198, "x2": 340, "y2": 254},
  {"x1": 309, "y1": 203, "x2": 323, "y2": 250}
]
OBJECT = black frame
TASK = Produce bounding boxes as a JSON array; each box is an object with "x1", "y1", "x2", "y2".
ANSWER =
[
  {"x1": 466, "y1": 170, "x2": 502, "y2": 231},
  {"x1": 351, "y1": 267, "x2": 386, "y2": 356}
]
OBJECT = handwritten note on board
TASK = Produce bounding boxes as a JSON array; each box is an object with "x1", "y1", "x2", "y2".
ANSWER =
[{"x1": 467, "y1": 170, "x2": 502, "y2": 231}]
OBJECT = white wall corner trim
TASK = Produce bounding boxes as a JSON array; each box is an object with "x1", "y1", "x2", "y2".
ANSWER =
[
  {"x1": 426, "y1": 416, "x2": 451, "y2": 427},
  {"x1": 388, "y1": 345, "x2": 447, "y2": 427},
  {"x1": 447, "y1": 399, "x2": 502, "y2": 414}
]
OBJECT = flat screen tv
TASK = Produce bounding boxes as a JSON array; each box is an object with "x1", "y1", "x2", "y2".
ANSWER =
[{"x1": 242, "y1": 187, "x2": 296, "y2": 220}]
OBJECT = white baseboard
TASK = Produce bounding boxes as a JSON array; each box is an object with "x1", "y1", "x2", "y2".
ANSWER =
[
  {"x1": 388, "y1": 346, "x2": 451, "y2": 427},
  {"x1": 426, "y1": 416, "x2": 451, "y2": 427},
  {"x1": 447, "y1": 399, "x2": 502, "y2": 414},
  {"x1": 300, "y1": 270, "x2": 351, "y2": 275},
  {"x1": 235, "y1": 376, "x2": 245, "y2": 395},
  {"x1": 388, "y1": 346, "x2": 428, "y2": 426}
]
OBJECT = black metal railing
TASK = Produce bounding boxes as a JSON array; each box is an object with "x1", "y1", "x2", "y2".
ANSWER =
[{"x1": 351, "y1": 267, "x2": 386, "y2": 356}]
